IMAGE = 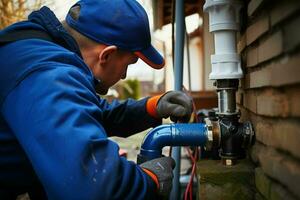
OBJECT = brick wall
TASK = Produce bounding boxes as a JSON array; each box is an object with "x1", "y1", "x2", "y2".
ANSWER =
[{"x1": 237, "y1": 0, "x2": 300, "y2": 199}]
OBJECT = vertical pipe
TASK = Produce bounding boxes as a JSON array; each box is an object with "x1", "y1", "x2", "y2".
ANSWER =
[
  {"x1": 186, "y1": 30, "x2": 192, "y2": 91},
  {"x1": 170, "y1": 0, "x2": 185, "y2": 199}
]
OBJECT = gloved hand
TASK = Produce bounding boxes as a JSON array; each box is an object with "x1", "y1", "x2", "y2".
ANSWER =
[
  {"x1": 140, "y1": 157, "x2": 175, "y2": 197},
  {"x1": 146, "y1": 91, "x2": 193, "y2": 122}
]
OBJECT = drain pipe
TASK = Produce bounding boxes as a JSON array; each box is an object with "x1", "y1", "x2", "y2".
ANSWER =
[{"x1": 203, "y1": 0, "x2": 254, "y2": 165}]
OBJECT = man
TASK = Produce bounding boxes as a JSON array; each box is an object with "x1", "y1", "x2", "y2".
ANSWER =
[{"x1": 0, "y1": 0, "x2": 193, "y2": 199}]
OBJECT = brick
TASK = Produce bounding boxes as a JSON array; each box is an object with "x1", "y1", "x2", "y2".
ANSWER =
[
  {"x1": 248, "y1": 0, "x2": 264, "y2": 17},
  {"x1": 270, "y1": 119, "x2": 300, "y2": 159},
  {"x1": 245, "y1": 53, "x2": 300, "y2": 88},
  {"x1": 255, "y1": 167, "x2": 271, "y2": 199},
  {"x1": 253, "y1": 155, "x2": 298, "y2": 200},
  {"x1": 250, "y1": 143, "x2": 261, "y2": 164},
  {"x1": 243, "y1": 90, "x2": 257, "y2": 113},
  {"x1": 270, "y1": 0, "x2": 300, "y2": 26},
  {"x1": 283, "y1": 14, "x2": 300, "y2": 52},
  {"x1": 254, "y1": 164, "x2": 297, "y2": 200},
  {"x1": 255, "y1": 122, "x2": 273, "y2": 145},
  {"x1": 238, "y1": 34, "x2": 247, "y2": 54},
  {"x1": 254, "y1": 87, "x2": 300, "y2": 118},
  {"x1": 243, "y1": 107, "x2": 300, "y2": 161},
  {"x1": 247, "y1": 46, "x2": 259, "y2": 67},
  {"x1": 255, "y1": 118, "x2": 300, "y2": 160},
  {"x1": 257, "y1": 146, "x2": 300, "y2": 199},
  {"x1": 256, "y1": 89, "x2": 289, "y2": 117},
  {"x1": 288, "y1": 87, "x2": 300, "y2": 117},
  {"x1": 258, "y1": 31, "x2": 283, "y2": 63},
  {"x1": 236, "y1": 90, "x2": 243, "y2": 105},
  {"x1": 246, "y1": 15, "x2": 269, "y2": 45},
  {"x1": 238, "y1": 105, "x2": 255, "y2": 124},
  {"x1": 245, "y1": 68, "x2": 270, "y2": 88}
]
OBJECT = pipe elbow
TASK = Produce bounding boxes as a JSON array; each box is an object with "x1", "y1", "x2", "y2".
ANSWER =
[
  {"x1": 139, "y1": 123, "x2": 208, "y2": 162},
  {"x1": 141, "y1": 124, "x2": 172, "y2": 151}
]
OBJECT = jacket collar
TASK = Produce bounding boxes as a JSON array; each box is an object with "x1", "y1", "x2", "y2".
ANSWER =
[{"x1": 28, "y1": 6, "x2": 83, "y2": 58}]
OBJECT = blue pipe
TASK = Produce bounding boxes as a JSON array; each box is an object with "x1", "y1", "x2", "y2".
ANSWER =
[
  {"x1": 172, "y1": 0, "x2": 185, "y2": 199},
  {"x1": 140, "y1": 123, "x2": 208, "y2": 161}
]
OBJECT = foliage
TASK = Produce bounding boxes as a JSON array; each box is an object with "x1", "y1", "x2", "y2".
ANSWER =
[
  {"x1": 0, "y1": 0, "x2": 45, "y2": 29},
  {"x1": 119, "y1": 79, "x2": 141, "y2": 100}
]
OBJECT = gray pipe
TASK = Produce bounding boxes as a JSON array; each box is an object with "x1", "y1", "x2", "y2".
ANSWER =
[{"x1": 171, "y1": 0, "x2": 185, "y2": 199}]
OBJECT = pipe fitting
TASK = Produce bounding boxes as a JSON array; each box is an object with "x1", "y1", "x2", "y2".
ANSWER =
[
  {"x1": 204, "y1": 118, "x2": 221, "y2": 150},
  {"x1": 218, "y1": 115, "x2": 254, "y2": 165},
  {"x1": 137, "y1": 123, "x2": 209, "y2": 164},
  {"x1": 204, "y1": 0, "x2": 243, "y2": 80},
  {"x1": 204, "y1": 0, "x2": 242, "y2": 32},
  {"x1": 138, "y1": 117, "x2": 254, "y2": 166},
  {"x1": 215, "y1": 79, "x2": 239, "y2": 115}
]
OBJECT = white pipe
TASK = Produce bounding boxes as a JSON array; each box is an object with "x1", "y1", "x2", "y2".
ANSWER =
[
  {"x1": 215, "y1": 31, "x2": 237, "y2": 54},
  {"x1": 204, "y1": 0, "x2": 243, "y2": 80}
]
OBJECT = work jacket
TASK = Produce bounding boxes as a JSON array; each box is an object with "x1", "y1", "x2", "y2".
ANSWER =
[{"x1": 0, "y1": 7, "x2": 161, "y2": 200}]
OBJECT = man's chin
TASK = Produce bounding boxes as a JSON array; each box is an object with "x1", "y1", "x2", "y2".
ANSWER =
[
  {"x1": 95, "y1": 83, "x2": 109, "y2": 95},
  {"x1": 98, "y1": 89, "x2": 108, "y2": 95}
]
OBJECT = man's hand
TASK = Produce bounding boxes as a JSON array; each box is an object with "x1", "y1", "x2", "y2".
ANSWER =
[
  {"x1": 140, "y1": 157, "x2": 175, "y2": 197},
  {"x1": 146, "y1": 91, "x2": 193, "y2": 122},
  {"x1": 157, "y1": 91, "x2": 193, "y2": 122}
]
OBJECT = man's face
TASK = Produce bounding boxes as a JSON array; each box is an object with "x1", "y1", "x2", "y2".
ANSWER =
[{"x1": 95, "y1": 49, "x2": 138, "y2": 95}]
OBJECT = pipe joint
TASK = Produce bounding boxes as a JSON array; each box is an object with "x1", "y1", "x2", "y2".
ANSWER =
[
  {"x1": 218, "y1": 115, "x2": 255, "y2": 165},
  {"x1": 137, "y1": 123, "x2": 209, "y2": 164},
  {"x1": 137, "y1": 116, "x2": 254, "y2": 166}
]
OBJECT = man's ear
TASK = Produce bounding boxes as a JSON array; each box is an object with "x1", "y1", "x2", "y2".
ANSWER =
[{"x1": 99, "y1": 45, "x2": 118, "y2": 65}]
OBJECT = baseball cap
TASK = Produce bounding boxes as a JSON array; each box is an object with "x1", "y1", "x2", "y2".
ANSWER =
[{"x1": 66, "y1": 0, "x2": 165, "y2": 69}]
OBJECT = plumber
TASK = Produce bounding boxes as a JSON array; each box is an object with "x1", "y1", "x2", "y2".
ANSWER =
[{"x1": 0, "y1": 0, "x2": 194, "y2": 199}]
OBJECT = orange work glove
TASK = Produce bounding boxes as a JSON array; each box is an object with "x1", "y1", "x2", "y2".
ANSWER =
[{"x1": 146, "y1": 91, "x2": 193, "y2": 122}]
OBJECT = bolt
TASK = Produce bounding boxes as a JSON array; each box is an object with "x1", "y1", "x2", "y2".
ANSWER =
[{"x1": 225, "y1": 159, "x2": 233, "y2": 166}]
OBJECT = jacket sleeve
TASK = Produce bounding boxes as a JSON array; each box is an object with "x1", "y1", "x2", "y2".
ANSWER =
[
  {"x1": 1, "y1": 65, "x2": 157, "y2": 200},
  {"x1": 98, "y1": 97, "x2": 161, "y2": 137}
]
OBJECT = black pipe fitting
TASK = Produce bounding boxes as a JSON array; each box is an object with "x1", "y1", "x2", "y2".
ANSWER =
[
  {"x1": 219, "y1": 115, "x2": 244, "y2": 159},
  {"x1": 214, "y1": 79, "x2": 239, "y2": 89},
  {"x1": 218, "y1": 115, "x2": 254, "y2": 165}
]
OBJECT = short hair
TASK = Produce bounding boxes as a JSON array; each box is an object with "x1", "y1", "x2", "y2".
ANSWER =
[{"x1": 62, "y1": 5, "x2": 98, "y2": 48}]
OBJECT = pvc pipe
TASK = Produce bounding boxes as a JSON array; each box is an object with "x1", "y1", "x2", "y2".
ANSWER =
[
  {"x1": 140, "y1": 123, "x2": 208, "y2": 160},
  {"x1": 214, "y1": 31, "x2": 237, "y2": 54},
  {"x1": 204, "y1": 0, "x2": 243, "y2": 80},
  {"x1": 172, "y1": 0, "x2": 185, "y2": 199}
]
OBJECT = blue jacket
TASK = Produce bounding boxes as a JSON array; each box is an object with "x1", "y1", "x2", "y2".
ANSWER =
[{"x1": 0, "y1": 7, "x2": 161, "y2": 200}]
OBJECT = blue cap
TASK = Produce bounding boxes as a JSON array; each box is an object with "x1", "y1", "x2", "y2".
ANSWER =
[{"x1": 66, "y1": 0, "x2": 165, "y2": 69}]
